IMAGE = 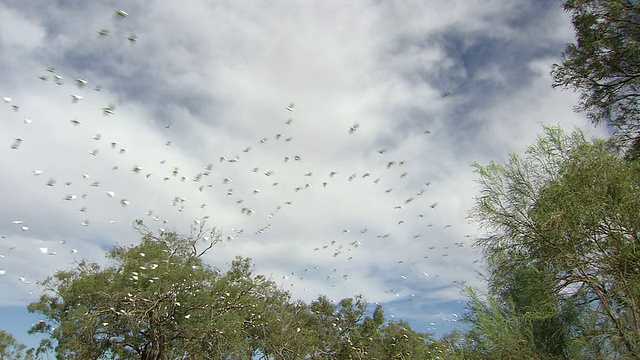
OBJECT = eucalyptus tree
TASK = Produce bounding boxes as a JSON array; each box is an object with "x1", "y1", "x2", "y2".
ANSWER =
[
  {"x1": 246, "y1": 293, "x2": 317, "y2": 359},
  {"x1": 27, "y1": 221, "x2": 286, "y2": 359},
  {"x1": 26, "y1": 219, "x2": 443, "y2": 359},
  {"x1": 306, "y1": 295, "x2": 438, "y2": 359},
  {"x1": 0, "y1": 330, "x2": 34, "y2": 360}
]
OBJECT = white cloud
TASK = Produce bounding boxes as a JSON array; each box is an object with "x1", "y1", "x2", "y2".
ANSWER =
[{"x1": 0, "y1": 4, "x2": 46, "y2": 51}]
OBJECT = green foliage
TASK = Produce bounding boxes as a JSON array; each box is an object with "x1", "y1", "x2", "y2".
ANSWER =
[
  {"x1": 305, "y1": 295, "x2": 438, "y2": 359},
  {"x1": 470, "y1": 126, "x2": 587, "y2": 288},
  {"x1": 455, "y1": 270, "x2": 585, "y2": 360},
  {"x1": 0, "y1": 330, "x2": 32, "y2": 360},
  {"x1": 27, "y1": 223, "x2": 282, "y2": 359},
  {"x1": 24, "y1": 221, "x2": 434, "y2": 359},
  {"x1": 532, "y1": 138, "x2": 640, "y2": 356},
  {"x1": 552, "y1": 0, "x2": 640, "y2": 149},
  {"x1": 465, "y1": 126, "x2": 640, "y2": 359},
  {"x1": 246, "y1": 294, "x2": 317, "y2": 359}
]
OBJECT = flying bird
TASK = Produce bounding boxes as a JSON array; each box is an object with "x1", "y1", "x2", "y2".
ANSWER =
[
  {"x1": 10, "y1": 138, "x2": 23, "y2": 150},
  {"x1": 102, "y1": 104, "x2": 115, "y2": 115}
]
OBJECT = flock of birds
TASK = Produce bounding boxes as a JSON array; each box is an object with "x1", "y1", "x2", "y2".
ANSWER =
[{"x1": 0, "y1": 8, "x2": 474, "y2": 330}]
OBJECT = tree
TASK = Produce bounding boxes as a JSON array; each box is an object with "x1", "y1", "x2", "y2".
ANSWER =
[
  {"x1": 27, "y1": 221, "x2": 287, "y2": 359},
  {"x1": 0, "y1": 330, "x2": 33, "y2": 360},
  {"x1": 468, "y1": 126, "x2": 640, "y2": 358},
  {"x1": 531, "y1": 135, "x2": 640, "y2": 356},
  {"x1": 552, "y1": 0, "x2": 640, "y2": 150},
  {"x1": 470, "y1": 126, "x2": 584, "y2": 290},
  {"x1": 453, "y1": 267, "x2": 587, "y2": 360},
  {"x1": 26, "y1": 221, "x2": 438, "y2": 359},
  {"x1": 247, "y1": 295, "x2": 317, "y2": 359},
  {"x1": 305, "y1": 295, "x2": 438, "y2": 359}
]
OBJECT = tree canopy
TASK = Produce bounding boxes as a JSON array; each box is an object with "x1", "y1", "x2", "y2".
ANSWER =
[
  {"x1": 454, "y1": 126, "x2": 640, "y2": 359},
  {"x1": 552, "y1": 0, "x2": 640, "y2": 150},
  {"x1": 22, "y1": 222, "x2": 439, "y2": 359},
  {"x1": 0, "y1": 330, "x2": 34, "y2": 360},
  {"x1": 27, "y1": 222, "x2": 279, "y2": 359}
]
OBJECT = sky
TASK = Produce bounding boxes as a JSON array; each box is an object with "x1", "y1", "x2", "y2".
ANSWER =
[{"x1": 0, "y1": 0, "x2": 608, "y2": 349}]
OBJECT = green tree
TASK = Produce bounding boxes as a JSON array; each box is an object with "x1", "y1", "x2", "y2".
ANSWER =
[
  {"x1": 247, "y1": 295, "x2": 317, "y2": 359},
  {"x1": 552, "y1": 0, "x2": 640, "y2": 150},
  {"x1": 27, "y1": 221, "x2": 287, "y2": 359},
  {"x1": 0, "y1": 330, "x2": 33, "y2": 360},
  {"x1": 531, "y1": 135, "x2": 640, "y2": 356},
  {"x1": 305, "y1": 295, "x2": 438, "y2": 359},
  {"x1": 470, "y1": 126, "x2": 584, "y2": 291},
  {"x1": 25, "y1": 221, "x2": 436, "y2": 359},
  {"x1": 468, "y1": 126, "x2": 640, "y2": 358},
  {"x1": 454, "y1": 267, "x2": 586, "y2": 360}
]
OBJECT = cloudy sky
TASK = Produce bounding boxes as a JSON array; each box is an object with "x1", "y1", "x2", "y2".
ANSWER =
[{"x1": 0, "y1": 0, "x2": 607, "y2": 346}]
